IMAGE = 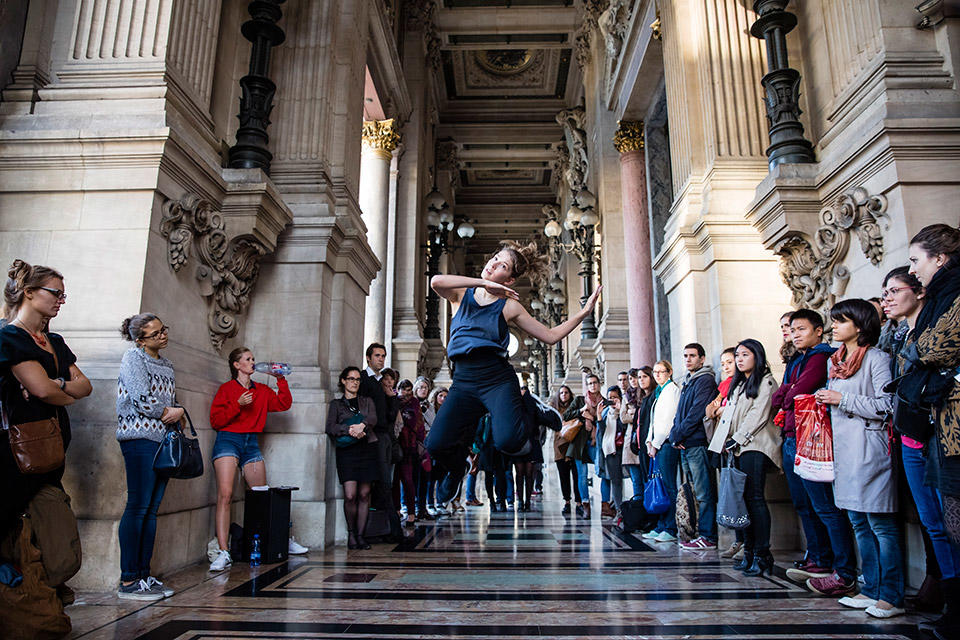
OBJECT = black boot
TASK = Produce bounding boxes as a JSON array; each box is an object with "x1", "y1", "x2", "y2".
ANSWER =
[
  {"x1": 743, "y1": 551, "x2": 774, "y2": 577},
  {"x1": 733, "y1": 550, "x2": 754, "y2": 572},
  {"x1": 920, "y1": 576, "x2": 960, "y2": 638},
  {"x1": 347, "y1": 531, "x2": 359, "y2": 550}
]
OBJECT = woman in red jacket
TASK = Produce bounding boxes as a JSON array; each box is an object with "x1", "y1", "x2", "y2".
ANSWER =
[{"x1": 208, "y1": 347, "x2": 293, "y2": 571}]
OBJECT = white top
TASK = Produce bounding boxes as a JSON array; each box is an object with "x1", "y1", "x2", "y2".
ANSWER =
[{"x1": 646, "y1": 380, "x2": 680, "y2": 449}]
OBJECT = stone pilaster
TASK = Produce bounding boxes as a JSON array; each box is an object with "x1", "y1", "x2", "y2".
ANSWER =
[{"x1": 361, "y1": 118, "x2": 401, "y2": 347}]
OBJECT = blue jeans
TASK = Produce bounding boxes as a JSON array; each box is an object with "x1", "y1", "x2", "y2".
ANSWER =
[
  {"x1": 902, "y1": 443, "x2": 960, "y2": 579},
  {"x1": 847, "y1": 510, "x2": 904, "y2": 606},
  {"x1": 465, "y1": 473, "x2": 478, "y2": 502},
  {"x1": 680, "y1": 446, "x2": 717, "y2": 542},
  {"x1": 803, "y1": 478, "x2": 856, "y2": 580},
  {"x1": 782, "y1": 437, "x2": 833, "y2": 566},
  {"x1": 118, "y1": 439, "x2": 169, "y2": 582},
  {"x1": 625, "y1": 465, "x2": 643, "y2": 499},
  {"x1": 575, "y1": 459, "x2": 591, "y2": 503},
  {"x1": 655, "y1": 445, "x2": 680, "y2": 535}
]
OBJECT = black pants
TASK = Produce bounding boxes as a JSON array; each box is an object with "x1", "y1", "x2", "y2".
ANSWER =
[
  {"x1": 426, "y1": 352, "x2": 527, "y2": 457},
  {"x1": 556, "y1": 459, "x2": 581, "y2": 502},
  {"x1": 737, "y1": 451, "x2": 773, "y2": 553}
]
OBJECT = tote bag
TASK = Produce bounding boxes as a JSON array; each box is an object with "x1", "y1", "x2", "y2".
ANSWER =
[
  {"x1": 153, "y1": 408, "x2": 204, "y2": 479},
  {"x1": 643, "y1": 457, "x2": 671, "y2": 515},
  {"x1": 716, "y1": 454, "x2": 750, "y2": 530},
  {"x1": 793, "y1": 394, "x2": 835, "y2": 482}
]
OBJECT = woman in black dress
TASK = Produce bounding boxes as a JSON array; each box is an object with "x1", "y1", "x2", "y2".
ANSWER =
[
  {"x1": 0, "y1": 260, "x2": 92, "y2": 575},
  {"x1": 325, "y1": 366, "x2": 378, "y2": 549}
]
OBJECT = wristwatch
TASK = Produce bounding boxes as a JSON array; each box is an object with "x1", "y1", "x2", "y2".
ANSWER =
[{"x1": 57, "y1": 378, "x2": 66, "y2": 390}]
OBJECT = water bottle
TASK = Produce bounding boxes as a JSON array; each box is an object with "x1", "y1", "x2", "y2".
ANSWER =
[
  {"x1": 254, "y1": 362, "x2": 292, "y2": 376},
  {"x1": 250, "y1": 534, "x2": 261, "y2": 567}
]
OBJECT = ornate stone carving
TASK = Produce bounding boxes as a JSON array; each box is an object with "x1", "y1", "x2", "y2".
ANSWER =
[
  {"x1": 613, "y1": 120, "x2": 644, "y2": 153},
  {"x1": 556, "y1": 107, "x2": 589, "y2": 192},
  {"x1": 574, "y1": 24, "x2": 592, "y2": 69},
  {"x1": 598, "y1": 0, "x2": 632, "y2": 63},
  {"x1": 362, "y1": 118, "x2": 401, "y2": 153},
  {"x1": 160, "y1": 194, "x2": 269, "y2": 352},
  {"x1": 406, "y1": 0, "x2": 442, "y2": 69},
  {"x1": 774, "y1": 187, "x2": 889, "y2": 313},
  {"x1": 436, "y1": 138, "x2": 461, "y2": 189},
  {"x1": 650, "y1": 9, "x2": 662, "y2": 41},
  {"x1": 550, "y1": 141, "x2": 569, "y2": 189}
]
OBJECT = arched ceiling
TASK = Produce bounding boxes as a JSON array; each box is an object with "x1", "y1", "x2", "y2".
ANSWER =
[{"x1": 432, "y1": 0, "x2": 583, "y2": 265}]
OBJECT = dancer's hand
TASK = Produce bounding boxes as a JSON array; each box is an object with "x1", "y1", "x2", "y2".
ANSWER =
[
  {"x1": 582, "y1": 285, "x2": 602, "y2": 313},
  {"x1": 480, "y1": 279, "x2": 520, "y2": 301}
]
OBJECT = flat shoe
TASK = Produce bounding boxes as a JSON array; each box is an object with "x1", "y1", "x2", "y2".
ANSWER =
[
  {"x1": 838, "y1": 596, "x2": 877, "y2": 609},
  {"x1": 865, "y1": 604, "x2": 905, "y2": 619}
]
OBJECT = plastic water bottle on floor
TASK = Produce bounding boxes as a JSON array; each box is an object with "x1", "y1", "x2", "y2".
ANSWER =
[
  {"x1": 254, "y1": 362, "x2": 292, "y2": 376},
  {"x1": 250, "y1": 534, "x2": 261, "y2": 567}
]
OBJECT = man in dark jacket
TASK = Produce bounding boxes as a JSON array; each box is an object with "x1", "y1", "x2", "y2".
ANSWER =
[
  {"x1": 670, "y1": 343, "x2": 719, "y2": 550},
  {"x1": 359, "y1": 343, "x2": 402, "y2": 539},
  {"x1": 773, "y1": 310, "x2": 857, "y2": 595}
]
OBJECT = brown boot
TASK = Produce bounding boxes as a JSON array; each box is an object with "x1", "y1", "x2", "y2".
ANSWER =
[{"x1": 601, "y1": 501, "x2": 616, "y2": 518}]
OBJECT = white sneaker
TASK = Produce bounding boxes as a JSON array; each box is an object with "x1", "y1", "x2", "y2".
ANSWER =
[
  {"x1": 288, "y1": 536, "x2": 308, "y2": 555},
  {"x1": 145, "y1": 576, "x2": 174, "y2": 598},
  {"x1": 654, "y1": 531, "x2": 677, "y2": 542},
  {"x1": 641, "y1": 530, "x2": 660, "y2": 540},
  {"x1": 209, "y1": 549, "x2": 232, "y2": 572}
]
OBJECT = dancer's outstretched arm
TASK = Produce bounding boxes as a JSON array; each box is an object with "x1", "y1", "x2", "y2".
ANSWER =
[
  {"x1": 431, "y1": 275, "x2": 520, "y2": 304},
  {"x1": 505, "y1": 286, "x2": 602, "y2": 346}
]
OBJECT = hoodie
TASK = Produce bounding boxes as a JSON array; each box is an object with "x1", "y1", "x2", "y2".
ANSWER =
[
  {"x1": 771, "y1": 342, "x2": 836, "y2": 438},
  {"x1": 668, "y1": 365, "x2": 719, "y2": 447}
]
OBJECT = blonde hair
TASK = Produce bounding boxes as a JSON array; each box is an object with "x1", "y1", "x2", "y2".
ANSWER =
[
  {"x1": 655, "y1": 359, "x2": 673, "y2": 378},
  {"x1": 3, "y1": 259, "x2": 63, "y2": 319},
  {"x1": 497, "y1": 240, "x2": 550, "y2": 284}
]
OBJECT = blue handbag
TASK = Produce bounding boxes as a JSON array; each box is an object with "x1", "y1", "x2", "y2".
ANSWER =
[
  {"x1": 153, "y1": 408, "x2": 204, "y2": 479},
  {"x1": 334, "y1": 411, "x2": 366, "y2": 448},
  {"x1": 643, "y1": 457, "x2": 671, "y2": 515}
]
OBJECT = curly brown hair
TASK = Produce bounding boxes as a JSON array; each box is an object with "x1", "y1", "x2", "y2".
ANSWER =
[{"x1": 496, "y1": 240, "x2": 550, "y2": 284}]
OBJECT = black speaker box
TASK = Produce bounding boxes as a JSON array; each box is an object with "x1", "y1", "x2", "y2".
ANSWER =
[{"x1": 242, "y1": 486, "x2": 298, "y2": 563}]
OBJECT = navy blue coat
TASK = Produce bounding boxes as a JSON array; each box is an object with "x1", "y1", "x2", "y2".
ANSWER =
[{"x1": 668, "y1": 366, "x2": 719, "y2": 448}]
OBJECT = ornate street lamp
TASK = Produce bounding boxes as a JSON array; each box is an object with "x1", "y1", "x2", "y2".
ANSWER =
[
  {"x1": 544, "y1": 190, "x2": 599, "y2": 339},
  {"x1": 424, "y1": 186, "x2": 475, "y2": 339}
]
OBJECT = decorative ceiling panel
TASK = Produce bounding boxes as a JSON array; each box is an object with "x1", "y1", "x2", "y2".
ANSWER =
[{"x1": 442, "y1": 48, "x2": 571, "y2": 100}]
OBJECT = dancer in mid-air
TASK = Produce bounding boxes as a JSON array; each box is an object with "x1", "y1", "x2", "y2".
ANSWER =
[{"x1": 426, "y1": 240, "x2": 602, "y2": 504}]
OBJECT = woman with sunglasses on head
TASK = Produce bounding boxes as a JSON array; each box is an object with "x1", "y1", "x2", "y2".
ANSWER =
[
  {"x1": 425, "y1": 240, "x2": 601, "y2": 505},
  {"x1": 115, "y1": 313, "x2": 179, "y2": 599},
  {"x1": 0, "y1": 260, "x2": 91, "y2": 602},
  {"x1": 326, "y1": 366, "x2": 379, "y2": 549},
  {"x1": 902, "y1": 224, "x2": 960, "y2": 640},
  {"x1": 208, "y1": 347, "x2": 294, "y2": 571}
]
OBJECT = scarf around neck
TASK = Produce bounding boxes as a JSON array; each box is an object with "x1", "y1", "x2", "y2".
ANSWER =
[
  {"x1": 912, "y1": 262, "x2": 960, "y2": 338},
  {"x1": 829, "y1": 344, "x2": 868, "y2": 380}
]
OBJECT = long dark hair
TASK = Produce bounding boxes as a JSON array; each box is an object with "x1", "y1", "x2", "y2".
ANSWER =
[
  {"x1": 830, "y1": 298, "x2": 881, "y2": 346},
  {"x1": 727, "y1": 339, "x2": 770, "y2": 400},
  {"x1": 638, "y1": 366, "x2": 655, "y2": 397}
]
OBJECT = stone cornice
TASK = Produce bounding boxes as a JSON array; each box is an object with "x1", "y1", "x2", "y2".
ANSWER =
[
  {"x1": 613, "y1": 120, "x2": 644, "y2": 152},
  {"x1": 362, "y1": 118, "x2": 402, "y2": 153}
]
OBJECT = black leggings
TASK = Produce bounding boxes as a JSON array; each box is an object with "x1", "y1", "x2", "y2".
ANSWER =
[
  {"x1": 736, "y1": 451, "x2": 773, "y2": 554},
  {"x1": 555, "y1": 459, "x2": 581, "y2": 502}
]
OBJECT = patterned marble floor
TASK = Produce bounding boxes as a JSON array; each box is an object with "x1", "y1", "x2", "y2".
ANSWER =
[{"x1": 66, "y1": 484, "x2": 935, "y2": 640}]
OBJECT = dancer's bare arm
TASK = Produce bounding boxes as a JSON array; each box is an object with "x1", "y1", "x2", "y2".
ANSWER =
[
  {"x1": 430, "y1": 275, "x2": 520, "y2": 305},
  {"x1": 505, "y1": 286, "x2": 602, "y2": 346}
]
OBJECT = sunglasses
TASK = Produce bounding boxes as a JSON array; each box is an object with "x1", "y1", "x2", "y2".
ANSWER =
[{"x1": 38, "y1": 286, "x2": 67, "y2": 302}]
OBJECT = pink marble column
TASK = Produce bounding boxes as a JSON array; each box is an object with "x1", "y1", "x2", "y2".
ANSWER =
[{"x1": 614, "y1": 121, "x2": 657, "y2": 366}]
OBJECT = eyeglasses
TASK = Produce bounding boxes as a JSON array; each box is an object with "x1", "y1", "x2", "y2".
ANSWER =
[
  {"x1": 141, "y1": 326, "x2": 170, "y2": 340},
  {"x1": 344, "y1": 376, "x2": 362, "y2": 382},
  {"x1": 881, "y1": 286, "x2": 913, "y2": 299},
  {"x1": 38, "y1": 286, "x2": 66, "y2": 302}
]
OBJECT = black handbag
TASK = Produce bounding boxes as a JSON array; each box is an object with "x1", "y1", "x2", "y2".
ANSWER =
[
  {"x1": 884, "y1": 367, "x2": 952, "y2": 442},
  {"x1": 153, "y1": 408, "x2": 204, "y2": 479}
]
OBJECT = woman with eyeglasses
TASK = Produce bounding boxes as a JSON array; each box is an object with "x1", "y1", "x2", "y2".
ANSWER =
[
  {"x1": 208, "y1": 347, "x2": 294, "y2": 571},
  {"x1": 0, "y1": 259, "x2": 91, "y2": 602},
  {"x1": 114, "y1": 313, "x2": 178, "y2": 599},
  {"x1": 326, "y1": 366, "x2": 379, "y2": 549}
]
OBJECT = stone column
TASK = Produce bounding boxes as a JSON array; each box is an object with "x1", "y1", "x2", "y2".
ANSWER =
[
  {"x1": 361, "y1": 118, "x2": 401, "y2": 347},
  {"x1": 614, "y1": 120, "x2": 657, "y2": 366}
]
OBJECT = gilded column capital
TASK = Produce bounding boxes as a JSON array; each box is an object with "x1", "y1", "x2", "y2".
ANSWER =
[
  {"x1": 362, "y1": 118, "x2": 402, "y2": 154},
  {"x1": 613, "y1": 120, "x2": 644, "y2": 153}
]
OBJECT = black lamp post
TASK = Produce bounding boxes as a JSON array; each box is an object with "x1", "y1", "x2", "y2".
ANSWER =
[
  {"x1": 228, "y1": 0, "x2": 287, "y2": 173},
  {"x1": 750, "y1": 0, "x2": 815, "y2": 168},
  {"x1": 544, "y1": 190, "x2": 599, "y2": 340},
  {"x1": 423, "y1": 187, "x2": 474, "y2": 339}
]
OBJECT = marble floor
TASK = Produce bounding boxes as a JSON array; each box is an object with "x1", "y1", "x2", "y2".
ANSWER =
[{"x1": 65, "y1": 482, "x2": 935, "y2": 640}]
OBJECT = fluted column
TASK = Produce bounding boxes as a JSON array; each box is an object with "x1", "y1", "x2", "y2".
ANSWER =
[
  {"x1": 361, "y1": 118, "x2": 401, "y2": 347},
  {"x1": 613, "y1": 120, "x2": 657, "y2": 365}
]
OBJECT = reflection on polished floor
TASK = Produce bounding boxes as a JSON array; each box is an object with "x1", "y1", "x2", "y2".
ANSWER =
[{"x1": 66, "y1": 483, "x2": 933, "y2": 640}]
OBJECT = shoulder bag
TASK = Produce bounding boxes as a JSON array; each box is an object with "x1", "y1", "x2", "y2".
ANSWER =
[
  {"x1": 7, "y1": 349, "x2": 64, "y2": 475},
  {"x1": 643, "y1": 457, "x2": 671, "y2": 514},
  {"x1": 675, "y1": 462, "x2": 699, "y2": 542},
  {"x1": 153, "y1": 408, "x2": 204, "y2": 479},
  {"x1": 716, "y1": 453, "x2": 750, "y2": 530},
  {"x1": 558, "y1": 418, "x2": 581, "y2": 444}
]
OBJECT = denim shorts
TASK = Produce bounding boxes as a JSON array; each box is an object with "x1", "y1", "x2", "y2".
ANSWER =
[{"x1": 212, "y1": 431, "x2": 264, "y2": 467}]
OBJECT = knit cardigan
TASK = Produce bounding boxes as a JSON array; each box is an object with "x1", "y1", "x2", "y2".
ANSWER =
[{"x1": 116, "y1": 346, "x2": 177, "y2": 443}]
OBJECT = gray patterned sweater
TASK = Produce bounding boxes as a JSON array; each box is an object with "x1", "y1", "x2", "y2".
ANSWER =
[{"x1": 116, "y1": 346, "x2": 177, "y2": 442}]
